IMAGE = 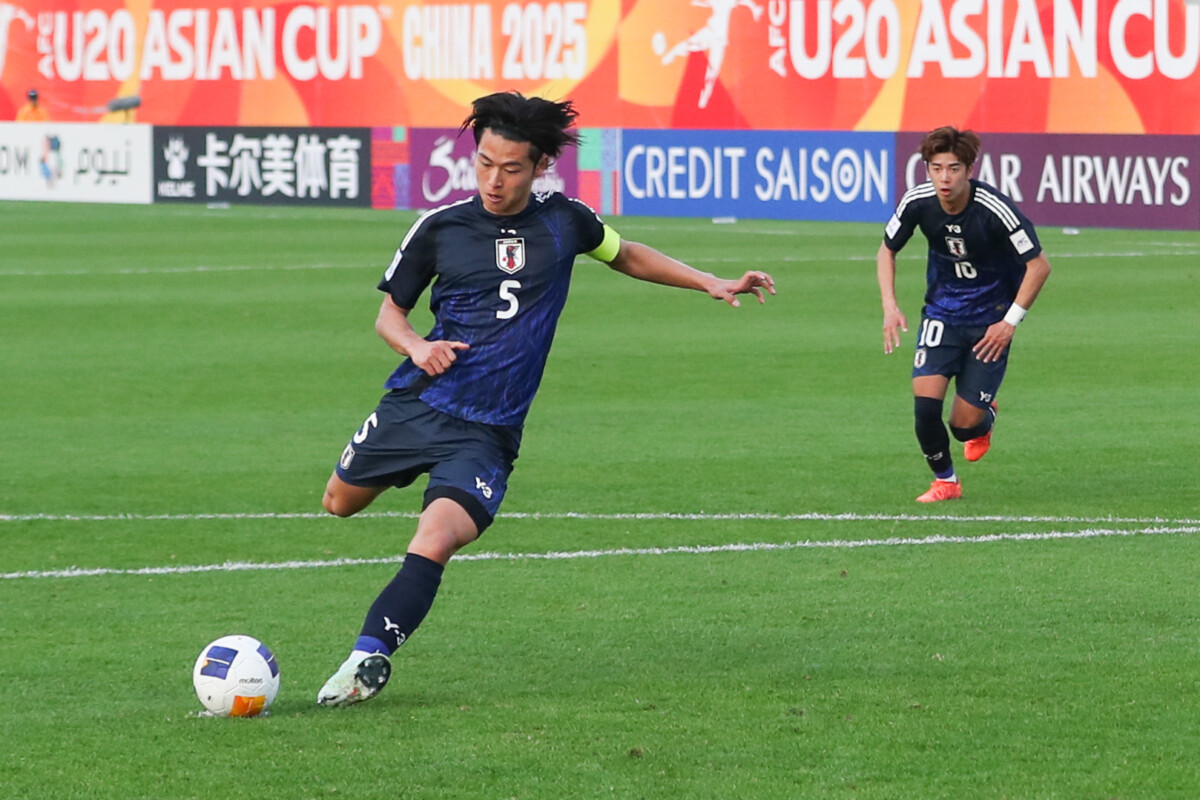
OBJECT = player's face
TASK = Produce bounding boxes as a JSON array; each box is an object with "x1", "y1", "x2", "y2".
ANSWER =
[
  {"x1": 926, "y1": 152, "x2": 972, "y2": 211},
  {"x1": 475, "y1": 129, "x2": 549, "y2": 216}
]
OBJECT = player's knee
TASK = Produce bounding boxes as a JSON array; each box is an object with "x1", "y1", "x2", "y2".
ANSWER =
[
  {"x1": 322, "y1": 490, "x2": 358, "y2": 518},
  {"x1": 948, "y1": 401, "x2": 994, "y2": 441},
  {"x1": 914, "y1": 396, "x2": 944, "y2": 430},
  {"x1": 950, "y1": 419, "x2": 991, "y2": 442}
]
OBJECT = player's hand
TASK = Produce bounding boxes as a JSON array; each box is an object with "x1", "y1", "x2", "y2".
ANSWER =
[
  {"x1": 973, "y1": 321, "x2": 1014, "y2": 363},
  {"x1": 712, "y1": 270, "x2": 775, "y2": 307},
  {"x1": 882, "y1": 308, "x2": 907, "y2": 354},
  {"x1": 411, "y1": 339, "x2": 470, "y2": 376}
]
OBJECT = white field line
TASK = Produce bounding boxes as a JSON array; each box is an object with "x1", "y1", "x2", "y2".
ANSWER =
[
  {"x1": 3, "y1": 510, "x2": 1199, "y2": 525},
  {"x1": 4, "y1": 524, "x2": 1200, "y2": 581},
  {"x1": 2, "y1": 248, "x2": 1197, "y2": 278},
  {"x1": 0, "y1": 262, "x2": 367, "y2": 277}
]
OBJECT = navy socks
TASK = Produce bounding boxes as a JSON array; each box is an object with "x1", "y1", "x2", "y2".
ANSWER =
[
  {"x1": 914, "y1": 396, "x2": 954, "y2": 479},
  {"x1": 357, "y1": 552, "x2": 445, "y2": 655}
]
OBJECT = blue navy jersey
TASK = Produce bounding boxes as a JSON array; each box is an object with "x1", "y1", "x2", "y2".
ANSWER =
[
  {"x1": 378, "y1": 192, "x2": 608, "y2": 427},
  {"x1": 884, "y1": 179, "x2": 1042, "y2": 327}
]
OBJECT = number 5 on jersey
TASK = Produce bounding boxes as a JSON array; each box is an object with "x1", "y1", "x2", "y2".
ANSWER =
[{"x1": 497, "y1": 280, "x2": 521, "y2": 319}]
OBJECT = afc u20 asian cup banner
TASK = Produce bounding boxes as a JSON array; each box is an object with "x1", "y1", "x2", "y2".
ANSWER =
[{"x1": 1, "y1": 0, "x2": 1198, "y2": 134}]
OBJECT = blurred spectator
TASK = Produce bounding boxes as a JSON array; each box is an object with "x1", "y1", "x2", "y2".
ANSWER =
[{"x1": 16, "y1": 89, "x2": 49, "y2": 122}]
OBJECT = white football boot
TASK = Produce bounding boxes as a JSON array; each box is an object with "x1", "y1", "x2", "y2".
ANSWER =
[{"x1": 316, "y1": 650, "x2": 392, "y2": 707}]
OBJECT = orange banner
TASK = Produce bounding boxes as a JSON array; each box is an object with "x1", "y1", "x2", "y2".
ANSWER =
[
  {"x1": 1, "y1": 0, "x2": 1197, "y2": 133},
  {"x1": 622, "y1": 0, "x2": 1200, "y2": 133}
]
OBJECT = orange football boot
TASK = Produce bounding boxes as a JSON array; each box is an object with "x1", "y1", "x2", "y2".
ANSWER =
[
  {"x1": 916, "y1": 479, "x2": 963, "y2": 503},
  {"x1": 964, "y1": 402, "x2": 998, "y2": 462}
]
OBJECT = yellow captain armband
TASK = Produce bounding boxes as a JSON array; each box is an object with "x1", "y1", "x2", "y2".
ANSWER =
[{"x1": 585, "y1": 224, "x2": 621, "y2": 264}]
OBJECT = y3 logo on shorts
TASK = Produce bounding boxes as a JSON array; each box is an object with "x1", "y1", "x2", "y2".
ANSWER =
[{"x1": 475, "y1": 477, "x2": 493, "y2": 500}]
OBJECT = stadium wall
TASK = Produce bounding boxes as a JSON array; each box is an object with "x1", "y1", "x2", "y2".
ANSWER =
[
  {"x1": 3, "y1": 122, "x2": 1195, "y2": 229},
  {"x1": 2, "y1": 0, "x2": 1199, "y2": 134}
]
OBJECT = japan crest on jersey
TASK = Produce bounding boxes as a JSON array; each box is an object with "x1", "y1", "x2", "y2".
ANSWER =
[
  {"x1": 945, "y1": 237, "x2": 967, "y2": 257},
  {"x1": 495, "y1": 237, "x2": 526, "y2": 274}
]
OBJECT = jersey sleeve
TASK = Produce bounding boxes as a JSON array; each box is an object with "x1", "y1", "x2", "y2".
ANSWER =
[
  {"x1": 566, "y1": 198, "x2": 615, "y2": 262},
  {"x1": 377, "y1": 212, "x2": 438, "y2": 309},
  {"x1": 1004, "y1": 204, "x2": 1042, "y2": 264},
  {"x1": 883, "y1": 184, "x2": 928, "y2": 252},
  {"x1": 976, "y1": 185, "x2": 1042, "y2": 264}
]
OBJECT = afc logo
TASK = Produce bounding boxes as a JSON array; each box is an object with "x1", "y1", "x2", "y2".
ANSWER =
[{"x1": 495, "y1": 237, "x2": 525, "y2": 274}]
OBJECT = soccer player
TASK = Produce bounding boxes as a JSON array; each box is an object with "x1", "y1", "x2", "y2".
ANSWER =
[
  {"x1": 316, "y1": 91, "x2": 775, "y2": 706},
  {"x1": 876, "y1": 126, "x2": 1051, "y2": 503}
]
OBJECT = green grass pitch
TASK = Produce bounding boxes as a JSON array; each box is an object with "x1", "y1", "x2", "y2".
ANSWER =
[{"x1": 2, "y1": 201, "x2": 1199, "y2": 799}]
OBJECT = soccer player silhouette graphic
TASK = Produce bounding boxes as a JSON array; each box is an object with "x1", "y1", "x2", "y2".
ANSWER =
[{"x1": 658, "y1": 0, "x2": 763, "y2": 108}]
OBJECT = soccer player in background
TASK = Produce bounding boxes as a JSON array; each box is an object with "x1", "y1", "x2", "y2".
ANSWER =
[
  {"x1": 876, "y1": 126, "x2": 1051, "y2": 503},
  {"x1": 316, "y1": 91, "x2": 775, "y2": 706}
]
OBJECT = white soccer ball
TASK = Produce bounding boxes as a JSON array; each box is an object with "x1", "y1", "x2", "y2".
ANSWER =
[{"x1": 192, "y1": 635, "x2": 280, "y2": 718}]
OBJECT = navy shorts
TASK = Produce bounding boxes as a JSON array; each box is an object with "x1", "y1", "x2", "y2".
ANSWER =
[
  {"x1": 911, "y1": 315, "x2": 1009, "y2": 409},
  {"x1": 335, "y1": 389, "x2": 521, "y2": 533}
]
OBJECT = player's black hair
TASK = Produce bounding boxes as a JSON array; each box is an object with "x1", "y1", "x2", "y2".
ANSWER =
[
  {"x1": 920, "y1": 126, "x2": 981, "y2": 169},
  {"x1": 459, "y1": 91, "x2": 580, "y2": 165}
]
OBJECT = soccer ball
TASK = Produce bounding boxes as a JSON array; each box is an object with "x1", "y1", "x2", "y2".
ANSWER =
[{"x1": 192, "y1": 635, "x2": 280, "y2": 718}]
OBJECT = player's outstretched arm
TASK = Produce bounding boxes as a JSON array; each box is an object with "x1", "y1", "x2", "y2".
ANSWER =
[
  {"x1": 607, "y1": 240, "x2": 775, "y2": 307},
  {"x1": 876, "y1": 241, "x2": 907, "y2": 354},
  {"x1": 375, "y1": 295, "x2": 469, "y2": 376}
]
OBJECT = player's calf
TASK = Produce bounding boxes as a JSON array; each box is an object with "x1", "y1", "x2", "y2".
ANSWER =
[{"x1": 914, "y1": 396, "x2": 955, "y2": 479}]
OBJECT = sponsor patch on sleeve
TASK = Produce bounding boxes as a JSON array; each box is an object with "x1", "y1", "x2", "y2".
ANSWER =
[
  {"x1": 885, "y1": 214, "x2": 901, "y2": 239},
  {"x1": 1010, "y1": 229, "x2": 1034, "y2": 254}
]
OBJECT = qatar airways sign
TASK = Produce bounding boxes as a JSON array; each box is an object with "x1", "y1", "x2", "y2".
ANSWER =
[{"x1": 897, "y1": 132, "x2": 1199, "y2": 230}]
